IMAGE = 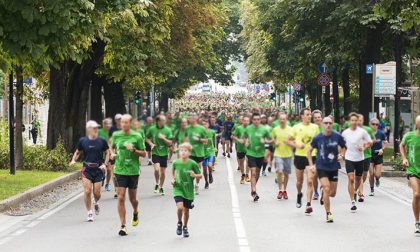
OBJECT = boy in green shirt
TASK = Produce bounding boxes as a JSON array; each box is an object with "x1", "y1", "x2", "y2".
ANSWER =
[
  {"x1": 172, "y1": 142, "x2": 202, "y2": 238},
  {"x1": 232, "y1": 116, "x2": 250, "y2": 184},
  {"x1": 201, "y1": 119, "x2": 216, "y2": 189}
]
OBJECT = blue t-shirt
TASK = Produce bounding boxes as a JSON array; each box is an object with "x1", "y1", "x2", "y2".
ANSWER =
[
  {"x1": 76, "y1": 137, "x2": 109, "y2": 165},
  {"x1": 311, "y1": 132, "x2": 346, "y2": 171},
  {"x1": 223, "y1": 121, "x2": 235, "y2": 137},
  {"x1": 372, "y1": 129, "x2": 387, "y2": 154}
]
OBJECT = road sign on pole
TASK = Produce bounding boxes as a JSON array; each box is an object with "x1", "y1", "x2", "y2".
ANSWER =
[
  {"x1": 366, "y1": 64, "x2": 373, "y2": 74},
  {"x1": 374, "y1": 61, "x2": 396, "y2": 96},
  {"x1": 317, "y1": 73, "x2": 331, "y2": 86},
  {"x1": 318, "y1": 61, "x2": 327, "y2": 73},
  {"x1": 293, "y1": 84, "x2": 301, "y2": 91}
]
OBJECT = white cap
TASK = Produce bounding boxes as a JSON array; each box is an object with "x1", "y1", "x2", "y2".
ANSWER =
[
  {"x1": 114, "y1": 114, "x2": 122, "y2": 120},
  {"x1": 86, "y1": 120, "x2": 100, "y2": 129}
]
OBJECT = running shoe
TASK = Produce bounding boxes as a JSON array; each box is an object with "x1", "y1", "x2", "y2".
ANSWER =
[
  {"x1": 369, "y1": 189, "x2": 375, "y2": 196},
  {"x1": 159, "y1": 187, "x2": 165, "y2": 196},
  {"x1": 230, "y1": 147, "x2": 233, "y2": 153},
  {"x1": 296, "y1": 193, "x2": 303, "y2": 208},
  {"x1": 327, "y1": 212, "x2": 334, "y2": 223},
  {"x1": 114, "y1": 193, "x2": 118, "y2": 199},
  {"x1": 195, "y1": 184, "x2": 199, "y2": 195},
  {"x1": 94, "y1": 203, "x2": 100, "y2": 215},
  {"x1": 313, "y1": 192, "x2": 319, "y2": 200},
  {"x1": 148, "y1": 161, "x2": 153, "y2": 166},
  {"x1": 268, "y1": 167, "x2": 272, "y2": 173},
  {"x1": 277, "y1": 191, "x2": 283, "y2": 200},
  {"x1": 283, "y1": 191, "x2": 288, "y2": 200},
  {"x1": 105, "y1": 184, "x2": 111, "y2": 192},
  {"x1": 204, "y1": 182, "x2": 209, "y2": 189},
  {"x1": 375, "y1": 177, "x2": 380, "y2": 187},
  {"x1": 119, "y1": 225, "x2": 128, "y2": 236},
  {"x1": 132, "y1": 210, "x2": 139, "y2": 226},
  {"x1": 351, "y1": 202, "x2": 357, "y2": 212},
  {"x1": 87, "y1": 211, "x2": 94, "y2": 222},
  {"x1": 176, "y1": 222, "x2": 182, "y2": 236},
  {"x1": 240, "y1": 175, "x2": 245, "y2": 184},
  {"x1": 305, "y1": 204, "x2": 313, "y2": 214},
  {"x1": 358, "y1": 194, "x2": 365, "y2": 202},
  {"x1": 154, "y1": 184, "x2": 159, "y2": 193},
  {"x1": 415, "y1": 223, "x2": 420, "y2": 235},
  {"x1": 227, "y1": 153, "x2": 231, "y2": 158},
  {"x1": 237, "y1": 166, "x2": 240, "y2": 171},
  {"x1": 251, "y1": 191, "x2": 259, "y2": 202},
  {"x1": 223, "y1": 152, "x2": 226, "y2": 157},
  {"x1": 183, "y1": 226, "x2": 190, "y2": 238},
  {"x1": 245, "y1": 175, "x2": 251, "y2": 182},
  {"x1": 209, "y1": 173, "x2": 213, "y2": 184},
  {"x1": 261, "y1": 170, "x2": 267, "y2": 177}
]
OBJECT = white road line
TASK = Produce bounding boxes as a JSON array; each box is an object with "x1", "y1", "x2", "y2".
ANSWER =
[
  {"x1": 12, "y1": 229, "x2": 27, "y2": 236},
  {"x1": 226, "y1": 158, "x2": 250, "y2": 252}
]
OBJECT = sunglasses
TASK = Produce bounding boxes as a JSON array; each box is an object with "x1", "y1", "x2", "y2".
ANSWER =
[
  {"x1": 323, "y1": 122, "x2": 332, "y2": 125},
  {"x1": 371, "y1": 123, "x2": 379, "y2": 126}
]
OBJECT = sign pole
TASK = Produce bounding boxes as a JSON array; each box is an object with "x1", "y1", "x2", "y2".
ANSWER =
[
  {"x1": 9, "y1": 71, "x2": 15, "y2": 175},
  {"x1": 371, "y1": 63, "x2": 375, "y2": 117}
]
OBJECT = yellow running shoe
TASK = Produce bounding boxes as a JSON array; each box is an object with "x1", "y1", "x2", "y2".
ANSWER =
[
  {"x1": 245, "y1": 174, "x2": 251, "y2": 183},
  {"x1": 132, "y1": 210, "x2": 139, "y2": 226},
  {"x1": 327, "y1": 212, "x2": 334, "y2": 223},
  {"x1": 240, "y1": 175, "x2": 245, "y2": 184},
  {"x1": 119, "y1": 225, "x2": 128, "y2": 236}
]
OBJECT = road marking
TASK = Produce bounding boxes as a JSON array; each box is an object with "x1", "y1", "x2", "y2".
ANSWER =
[
  {"x1": 26, "y1": 220, "x2": 41, "y2": 228},
  {"x1": 12, "y1": 229, "x2": 27, "y2": 236},
  {"x1": 226, "y1": 158, "x2": 250, "y2": 252},
  {"x1": 38, "y1": 191, "x2": 82, "y2": 220}
]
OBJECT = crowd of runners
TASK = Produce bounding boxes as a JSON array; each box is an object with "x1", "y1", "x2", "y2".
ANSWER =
[{"x1": 70, "y1": 94, "x2": 420, "y2": 237}]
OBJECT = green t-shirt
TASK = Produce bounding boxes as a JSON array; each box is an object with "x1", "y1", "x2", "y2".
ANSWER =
[
  {"x1": 363, "y1": 126, "x2": 375, "y2": 159},
  {"x1": 146, "y1": 125, "x2": 173, "y2": 156},
  {"x1": 186, "y1": 124, "x2": 207, "y2": 157},
  {"x1": 271, "y1": 120, "x2": 280, "y2": 128},
  {"x1": 136, "y1": 128, "x2": 145, "y2": 140},
  {"x1": 175, "y1": 128, "x2": 187, "y2": 145},
  {"x1": 233, "y1": 125, "x2": 247, "y2": 153},
  {"x1": 343, "y1": 121, "x2": 350, "y2": 130},
  {"x1": 244, "y1": 125, "x2": 271, "y2": 158},
  {"x1": 98, "y1": 128, "x2": 109, "y2": 140},
  {"x1": 143, "y1": 123, "x2": 154, "y2": 136},
  {"x1": 204, "y1": 129, "x2": 216, "y2": 157},
  {"x1": 112, "y1": 130, "x2": 145, "y2": 176},
  {"x1": 172, "y1": 159, "x2": 200, "y2": 200},
  {"x1": 402, "y1": 131, "x2": 420, "y2": 177},
  {"x1": 332, "y1": 122, "x2": 340, "y2": 132}
]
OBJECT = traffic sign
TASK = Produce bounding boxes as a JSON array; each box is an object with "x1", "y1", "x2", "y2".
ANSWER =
[
  {"x1": 317, "y1": 73, "x2": 331, "y2": 86},
  {"x1": 293, "y1": 84, "x2": 301, "y2": 91},
  {"x1": 318, "y1": 61, "x2": 327, "y2": 73},
  {"x1": 374, "y1": 61, "x2": 396, "y2": 96},
  {"x1": 366, "y1": 64, "x2": 373, "y2": 74}
]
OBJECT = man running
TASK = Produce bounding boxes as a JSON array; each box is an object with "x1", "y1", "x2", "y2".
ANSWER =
[
  {"x1": 311, "y1": 110, "x2": 323, "y2": 200},
  {"x1": 222, "y1": 114, "x2": 235, "y2": 158},
  {"x1": 400, "y1": 115, "x2": 420, "y2": 234},
  {"x1": 209, "y1": 114, "x2": 222, "y2": 157},
  {"x1": 110, "y1": 114, "x2": 146, "y2": 236},
  {"x1": 261, "y1": 114, "x2": 273, "y2": 176},
  {"x1": 242, "y1": 113, "x2": 272, "y2": 201},
  {"x1": 357, "y1": 114, "x2": 375, "y2": 202},
  {"x1": 202, "y1": 119, "x2": 216, "y2": 189},
  {"x1": 341, "y1": 113, "x2": 372, "y2": 212},
  {"x1": 146, "y1": 115, "x2": 173, "y2": 195},
  {"x1": 70, "y1": 120, "x2": 109, "y2": 222},
  {"x1": 98, "y1": 117, "x2": 113, "y2": 191},
  {"x1": 271, "y1": 113, "x2": 293, "y2": 200},
  {"x1": 233, "y1": 116, "x2": 250, "y2": 184},
  {"x1": 288, "y1": 108, "x2": 320, "y2": 212},
  {"x1": 369, "y1": 118, "x2": 388, "y2": 195},
  {"x1": 308, "y1": 116, "x2": 346, "y2": 222},
  {"x1": 144, "y1": 116, "x2": 154, "y2": 165}
]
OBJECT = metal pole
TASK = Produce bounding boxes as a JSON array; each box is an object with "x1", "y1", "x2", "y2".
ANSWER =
[
  {"x1": 393, "y1": 33, "x2": 402, "y2": 157},
  {"x1": 9, "y1": 71, "x2": 15, "y2": 175},
  {"x1": 150, "y1": 86, "x2": 155, "y2": 116},
  {"x1": 288, "y1": 85, "x2": 291, "y2": 113},
  {"x1": 371, "y1": 63, "x2": 375, "y2": 118}
]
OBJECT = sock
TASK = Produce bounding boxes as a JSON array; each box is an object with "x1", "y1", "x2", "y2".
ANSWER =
[
  {"x1": 242, "y1": 174, "x2": 246, "y2": 177},
  {"x1": 306, "y1": 202, "x2": 311, "y2": 206},
  {"x1": 121, "y1": 224, "x2": 126, "y2": 228},
  {"x1": 262, "y1": 162, "x2": 267, "y2": 171}
]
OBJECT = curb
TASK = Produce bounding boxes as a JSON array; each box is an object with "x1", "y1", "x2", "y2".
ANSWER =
[
  {"x1": 0, "y1": 171, "x2": 81, "y2": 213},
  {"x1": 381, "y1": 171, "x2": 406, "y2": 178}
]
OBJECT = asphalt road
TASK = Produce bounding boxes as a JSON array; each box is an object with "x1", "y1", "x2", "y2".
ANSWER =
[{"x1": 0, "y1": 154, "x2": 419, "y2": 252}]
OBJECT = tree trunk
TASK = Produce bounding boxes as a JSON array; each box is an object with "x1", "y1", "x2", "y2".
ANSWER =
[
  {"x1": 160, "y1": 92, "x2": 169, "y2": 112},
  {"x1": 332, "y1": 68, "x2": 339, "y2": 122},
  {"x1": 103, "y1": 80, "x2": 126, "y2": 118},
  {"x1": 90, "y1": 74, "x2": 103, "y2": 124},
  {"x1": 15, "y1": 66, "x2": 24, "y2": 169},
  {"x1": 342, "y1": 64, "x2": 351, "y2": 117}
]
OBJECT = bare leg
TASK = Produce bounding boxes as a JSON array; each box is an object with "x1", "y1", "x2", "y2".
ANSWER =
[
  {"x1": 306, "y1": 168, "x2": 315, "y2": 204},
  {"x1": 159, "y1": 167, "x2": 166, "y2": 187},
  {"x1": 295, "y1": 169, "x2": 304, "y2": 194},
  {"x1": 409, "y1": 177, "x2": 420, "y2": 222},
  {"x1": 93, "y1": 182, "x2": 102, "y2": 203},
  {"x1": 183, "y1": 208, "x2": 190, "y2": 226},
  {"x1": 177, "y1": 202, "x2": 184, "y2": 222},
  {"x1": 117, "y1": 187, "x2": 127, "y2": 225},
  {"x1": 154, "y1": 163, "x2": 160, "y2": 185},
  {"x1": 82, "y1": 178, "x2": 93, "y2": 211},
  {"x1": 347, "y1": 173, "x2": 355, "y2": 201},
  {"x1": 128, "y1": 188, "x2": 139, "y2": 212}
]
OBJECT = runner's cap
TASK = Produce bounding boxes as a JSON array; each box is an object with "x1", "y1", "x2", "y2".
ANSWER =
[
  {"x1": 114, "y1": 113, "x2": 122, "y2": 120},
  {"x1": 86, "y1": 120, "x2": 100, "y2": 129}
]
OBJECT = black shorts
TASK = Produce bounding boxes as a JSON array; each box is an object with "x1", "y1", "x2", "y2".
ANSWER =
[
  {"x1": 237, "y1": 152, "x2": 246, "y2": 159},
  {"x1": 294, "y1": 156, "x2": 309, "y2": 170},
  {"x1": 174, "y1": 196, "x2": 194, "y2": 209},
  {"x1": 247, "y1": 156, "x2": 264, "y2": 169},
  {"x1": 81, "y1": 167, "x2": 104, "y2": 183},
  {"x1": 265, "y1": 145, "x2": 275, "y2": 153},
  {"x1": 363, "y1": 158, "x2": 371, "y2": 172},
  {"x1": 114, "y1": 174, "x2": 139, "y2": 189},
  {"x1": 145, "y1": 142, "x2": 152, "y2": 152},
  {"x1": 190, "y1": 156, "x2": 204, "y2": 164},
  {"x1": 152, "y1": 155, "x2": 168, "y2": 168},
  {"x1": 345, "y1": 160, "x2": 364, "y2": 177},
  {"x1": 370, "y1": 153, "x2": 383, "y2": 165},
  {"x1": 224, "y1": 134, "x2": 232, "y2": 141},
  {"x1": 317, "y1": 170, "x2": 339, "y2": 182},
  {"x1": 407, "y1": 174, "x2": 420, "y2": 180}
]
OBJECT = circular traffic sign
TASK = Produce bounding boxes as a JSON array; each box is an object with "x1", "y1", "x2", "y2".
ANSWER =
[{"x1": 317, "y1": 73, "x2": 331, "y2": 86}]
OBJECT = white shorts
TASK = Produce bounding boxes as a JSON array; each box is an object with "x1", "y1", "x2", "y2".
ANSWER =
[{"x1": 275, "y1": 157, "x2": 292, "y2": 175}]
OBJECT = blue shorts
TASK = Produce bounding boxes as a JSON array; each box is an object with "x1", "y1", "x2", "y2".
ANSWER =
[{"x1": 203, "y1": 156, "x2": 215, "y2": 167}]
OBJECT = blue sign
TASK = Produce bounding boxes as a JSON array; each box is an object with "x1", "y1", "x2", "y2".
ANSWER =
[
  {"x1": 318, "y1": 61, "x2": 327, "y2": 73},
  {"x1": 366, "y1": 64, "x2": 373, "y2": 74}
]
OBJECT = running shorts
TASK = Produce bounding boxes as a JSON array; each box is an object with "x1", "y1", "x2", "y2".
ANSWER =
[
  {"x1": 202, "y1": 156, "x2": 215, "y2": 167},
  {"x1": 145, "y1": 142, "x2": 152, "y2": 152},
  {"x1": 370, "y1": 153, "x2": 383, "y2": 165},
  {"x1": 237, "y1": 152, "x2": 246, "y2": 159},
  {"x1": 152, "y1": 154, "x2": 168, "y2": 168},
  {"x1": 265, "y1": 145, "x2": 275, "y2": 153},
  {"x1": 114, "y1": 174, "x2": 139, "y2": 189},
  {"x1": 317, "y1": 170, "x2": 339, "y2": 182},
  {"x1": 174, "y1": 196, "x2": 194, "y2": 209},
  {"x1": 363, "y1": 158, "x2": 371, "y2": 172},
  {"x1": 190, "y1": 156, "x2": 204, "y2": 164},
  {"x1": 275, "y1": 157, "x2": 292, "y2": 175},
  {"x1": 81, "y1": 167, "x2": 104, "y2": 183},
  {"x1": 294, "y1": 156, "x2": 314, "y2": 170},
  {"x1": 345, "y1": 160, "x2": 364, "y2": 177},
  {"x1": 247, "y1": 155, "x2": 264, "y2": 169}
]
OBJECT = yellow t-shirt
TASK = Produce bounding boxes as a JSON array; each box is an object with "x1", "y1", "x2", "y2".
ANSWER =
[
  {"x1": 291, "y1": 122, "x2": 320, "y2": 156},
  {"x1": 272, "y1": 125, "x2": 293, "y2": 158}
]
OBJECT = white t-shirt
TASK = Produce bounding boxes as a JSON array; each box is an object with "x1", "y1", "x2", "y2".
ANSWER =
[{"x1": 342, "y1": 127, "x2": 372, "y2": 162}]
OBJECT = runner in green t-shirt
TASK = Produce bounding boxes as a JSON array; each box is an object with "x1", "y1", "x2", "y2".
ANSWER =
[
  {"x1": 357, "y1": 114, "x2": 375, "y2": 201},
  {"x1": 232, "y1": 116, "x2": 250, "y2": 184},
  {"x1": 171, "y1": 142, "x2": 202, "y2": 238},
  {"x1": 400, "y1": 115, "x2": 420, "y2": 234},
  {"x1": 98, "y1": 117, "x2": 113, "y2": 191},
  {"x1": 174, "y1": 117, "x2": 188, "y2": 151},
  {"x1": 243, "y1": 113, "x2": 273, "y2": 202},
  {"x1": 146, "y1": 115, "x2": 174, "y2": 195},
  {"x1": 143, "y1": 116, "x2": 155, "y2": 165},
  {"x1": 201, "y1": 119, "x2": 216, "y2": 189},
  {"x1": 311, "y1": 110, "x2": 323, "y2": 200},
  {"x1": 110, "y1": 114, "x2": 146, "y2": 236}
]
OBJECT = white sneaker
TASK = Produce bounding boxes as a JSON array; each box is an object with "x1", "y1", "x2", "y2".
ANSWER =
[
  {"x1": 415, "y1": 223, "x2": 420, "y2": 235},
  {"x1": 87, "y1": 211, "x2": 94, "y2": 222},
  {"x1": 94, "y1": 203, "x2": 100, "y2": 215},
  {"x1": 195, "y1": 184, "x2": 199, "y2": 195}
]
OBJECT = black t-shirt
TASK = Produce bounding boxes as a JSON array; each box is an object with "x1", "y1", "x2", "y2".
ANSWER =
[
  {"x1": 76, "y1": 137, "x2": 109, "y2": 165},
  {"x1": 109, "y1": 125, "x2": 120, "y2": 137}
]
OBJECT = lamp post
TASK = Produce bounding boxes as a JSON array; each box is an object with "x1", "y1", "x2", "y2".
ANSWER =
[{"x1": 8, "y1": 71, "x2": 15, "y2": 175}]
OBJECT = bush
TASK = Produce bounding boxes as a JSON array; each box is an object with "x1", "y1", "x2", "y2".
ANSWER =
[
  {"x1": 0, "y1": 120, "x2": 70, "y2": 172},
  {"x1": 390, "y1": 154, "x2": 406, "y2": 171}
]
